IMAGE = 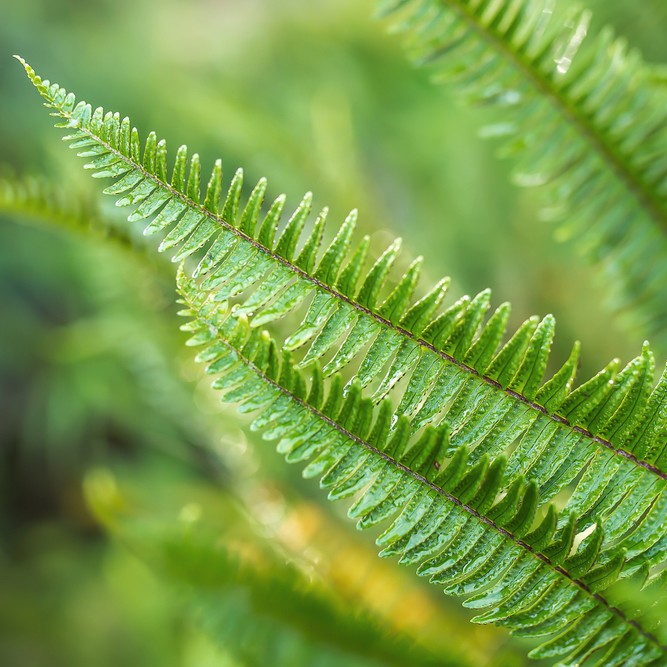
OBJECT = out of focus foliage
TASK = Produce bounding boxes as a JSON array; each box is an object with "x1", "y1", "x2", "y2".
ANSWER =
[{"x1": 1, "y1": 1, "x2": 664, "y2": 666}]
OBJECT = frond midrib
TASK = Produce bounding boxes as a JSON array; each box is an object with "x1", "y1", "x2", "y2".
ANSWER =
[
  {"x1": 183, "y1": 286, "x2": 665, "y2": 654},
  {"x1": 436, "y1": 0, "x2": 667, "y2": 229},
  {"x1": 49, "y1": 95, "x2": 667, "y2": 484}
]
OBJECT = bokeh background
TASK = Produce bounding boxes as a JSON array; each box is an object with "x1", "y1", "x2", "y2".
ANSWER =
[{"x1": 1, "y1": 1, "x2": 665, "y2": 665}]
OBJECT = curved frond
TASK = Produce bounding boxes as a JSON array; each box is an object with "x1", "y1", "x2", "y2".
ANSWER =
[
  {"x1": 20, "y1": 58, "x2": 667, "y2": 663},
  {"x1": 376, "y1": 0, "x2": 667, "y2": 346},
  {"x1": 177, "y1": 268, "x2": 666, "y2": 664}
]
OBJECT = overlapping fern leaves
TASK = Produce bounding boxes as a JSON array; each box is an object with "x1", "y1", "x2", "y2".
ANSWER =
[
  {"x1": 376, "y1": 0, "x2": 667, "y2": 347},
  {"x1": 180, "y1": 274, "x2": 667, "y2": 665},
  {"x1": 19, "y1": 58, "x2": 667, "y2": 665}
]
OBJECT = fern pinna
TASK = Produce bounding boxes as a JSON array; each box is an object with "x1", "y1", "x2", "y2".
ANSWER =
[
  {"x1": 377, "y1": 0, "x2": 667, "y2": 350},
  {"x1": 19, "y1": 57, "x2": 667, "y2": 666}
]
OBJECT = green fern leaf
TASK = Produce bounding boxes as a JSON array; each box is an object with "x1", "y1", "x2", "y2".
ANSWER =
[
  {"x1": 0, "y1": 170, "x2": 131, "y2": 245},
  {"x1": 19, "y1": 58, "x2": 667, "y2": 663},
  {"x1": 376, "y1": 0, "x2": 667, "y2": 348},
  {"x1": 176, "y1": 267, "x2": 666, "y2": 665},
  {"x1": 19, "y1": 56, "x2": 667, "y2": 576}
]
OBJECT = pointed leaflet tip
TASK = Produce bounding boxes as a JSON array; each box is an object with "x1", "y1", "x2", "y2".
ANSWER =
[
  {"x1": 175, "y1": 262, "x2": 191, "y2": 294},
  {"x1": 14, "y1": 54, "x2": 36, "y2": 80},
  {"x1": 14, "y1": 55, "x2": 50, "y2": 99}
]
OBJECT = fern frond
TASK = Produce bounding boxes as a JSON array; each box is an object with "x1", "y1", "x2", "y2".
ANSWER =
[
  {"x1": 0, "y1": 170, "x2": 114, "y2": 237},
  {"x1": 19, "y1": 58, "x2": 667, "y2": 583},
  {"x1": 376, "y1": 0, "x2": 667, "y2": 346},
  {"x1": 0, "y1": 170, "x2": 183, "y2": 276},
  {"x1": 20, "y1": 65, "x2": 667, "y2": 664},
  {"x1": 86, "y1": 470, "x2": 452, "y2": 667},
  {"x1": 176, "y1": 267, "x2": 665, "y2": 664},
  {"x1": 0, "y1": 169, "x2": 161, "y2": 264}
]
